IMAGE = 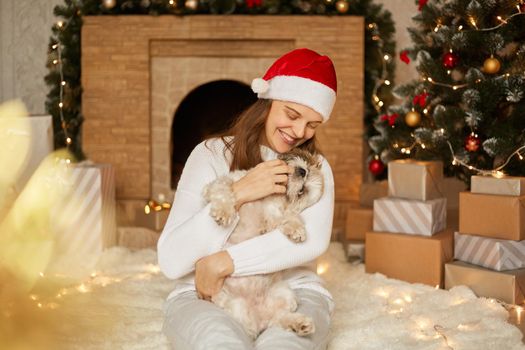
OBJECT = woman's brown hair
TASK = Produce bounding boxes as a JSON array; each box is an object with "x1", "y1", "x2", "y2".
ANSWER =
[{"x1": 215, "y1": 99, "x2": 321, "y2": 171}]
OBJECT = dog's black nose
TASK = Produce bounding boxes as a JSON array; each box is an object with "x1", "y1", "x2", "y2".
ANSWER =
[{"x1": 295, "y1": 167, "x2": 306, "y2": 177}]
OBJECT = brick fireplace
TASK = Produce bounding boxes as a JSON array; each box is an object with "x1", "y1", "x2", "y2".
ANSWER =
[{"x1": 81, "y1": 15, "x2": 364, "y2": 234}]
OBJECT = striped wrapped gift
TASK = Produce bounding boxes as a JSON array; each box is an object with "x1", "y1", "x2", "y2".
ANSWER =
[
  {"x1": 373, "y1": 197, "x2": 447, "y2": 236},
  {"x1": 454, "y1": 232, "x2": 525, "y2": 271},
  {"x1": 48, "y1": 163, "x2": 116, "y2": 278}
]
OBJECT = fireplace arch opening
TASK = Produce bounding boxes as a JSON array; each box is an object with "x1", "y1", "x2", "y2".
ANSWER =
[{"x1": 171, "y1": 79, "x2": 257, "y2": 189}]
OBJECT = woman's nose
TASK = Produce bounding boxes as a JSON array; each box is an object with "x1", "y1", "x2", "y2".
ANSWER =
[{"x1": 292, "y1": 124, "x2": 306, "y2": 139}]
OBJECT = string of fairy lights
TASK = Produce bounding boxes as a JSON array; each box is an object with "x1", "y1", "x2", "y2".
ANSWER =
[
  {"x1": 368, "y1": 22, "x2": 392, "y2": 113},
  {"x1": 389, "y1": 3, "x2": 525, "y2": 177},
  {"x1": 50, "y1": 20, "x2": 72, "y2": 156}
]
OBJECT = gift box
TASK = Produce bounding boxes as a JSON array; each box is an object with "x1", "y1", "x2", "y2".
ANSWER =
[
  {"x1": 459, "y1": 192, "x2": 525, "y2": 240},
  {"x1": 133, "y1": 206, "x2": 170, "y2": 232},
  {"x1": 454, "y1": 232, "x2": 525, "y2": 271},
  {"x1": 340, "y1": 238, "x2": 365, "y2": 263},
  {"x1": 13, "y1": 115, "x2": 54, "y2": 193},
  {"x1": 445, "y1": 261, "x2": 525, "y2": 305},
  {"x1": 48, "y1": 163, "x2": 116, "y2": 278},
  {"x1": 365, "y1": 229, "x2": 454, "y2": 288},
  {"x1": 345, "y1": 207, "x2": 373, "y2": 241},
  {"x1": 471, "y1": 175, "x2": 525, "y2": 196},
  {"x1": 388, "y1": 159, "x2": 443, "y2": 201},
  {"x1": 440, "y1": 177, "x2": 468, "y2": 210},
  {"x1": 359, "y1": 181, "x2": 388, "y2": 208},
  {"x1": 0, "y1": 115, "x2": 53, "y2": 218},
  {"x1": 373, "y1": 197, "x2": 447, "y2": 236}
]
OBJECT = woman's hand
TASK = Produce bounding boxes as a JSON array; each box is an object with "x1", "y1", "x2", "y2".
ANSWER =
[
  {"x1": 232, "y1": 159, "x2": 293, "y2": 210},
  {"x1": 195, "y1": 251, "x2": 234, "y2": 301}
]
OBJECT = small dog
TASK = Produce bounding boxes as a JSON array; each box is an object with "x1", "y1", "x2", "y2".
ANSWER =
[{"x1": 202, "y1": 148, "x2": 324, "y2": 339}]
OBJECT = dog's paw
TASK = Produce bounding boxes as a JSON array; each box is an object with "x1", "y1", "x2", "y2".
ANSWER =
[
  {"x1": 287, "y1": 314, "x2": 315, "y2": 336},
  {"x1": 210, "y1": 205, "x2": 236, "y2": 226},
  {"x1": 281, "y1": 222, "x2": 307, "y2": 243}
]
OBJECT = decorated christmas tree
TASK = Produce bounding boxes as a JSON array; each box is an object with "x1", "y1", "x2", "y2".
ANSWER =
[{"x1": 368, "y1": 0, "x2": 525, "y2": 185}]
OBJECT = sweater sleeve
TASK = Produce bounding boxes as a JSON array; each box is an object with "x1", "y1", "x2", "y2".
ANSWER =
[
  {"x1": 157, "y1": 141, "x2": 239, "y2": 279},
  {"x1": 226, "y1": 158, "x2": 335, "y2": 276}
]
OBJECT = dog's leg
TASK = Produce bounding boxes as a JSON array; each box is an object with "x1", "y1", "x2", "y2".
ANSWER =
[
  {"x1": 279, "y1": 211, "x2": 306, "y2": 242},
  {"x1": 265, "y1": 282, "x2": 315, "y2": 336},
  {"x1": 272, "y1": 312, "x2": 316, "y2": 336},
  {"x1": 202, "y1": 176, "x2": 237, "y2": 226}
]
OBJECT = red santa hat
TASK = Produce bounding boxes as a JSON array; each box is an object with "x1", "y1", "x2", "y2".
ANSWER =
[{"x1": 251, "y1": 48, "x2": 337, "y2": 122}]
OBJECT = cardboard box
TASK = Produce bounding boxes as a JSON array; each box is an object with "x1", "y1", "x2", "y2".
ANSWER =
[
  {"x1": 133, "y1": 206, "x2": 170, "y2": 232},
  {"x1": 454, "y1": 232, "x2": 525, "y2": 271},
  {"x1": 471, "y1": 175, "x2": 525, "y2": 196},
  {"x1": 459, "y1": 192, "x2": 525, "y2": 240},
  {"x1": 345, "y1": 207, "x2": 373, "y2": 240},
  {"x1": 445, "y1": 261, "x2": 525, "y2": 305},
  {"x1": 373, "y1": 197, "x2": 447, "y2": 236},
  {"x1": 388, "y1": 159, "x2": 443, "y2": 201},
  {"x1": 440, "y1": 177, "x2": 467, "y2": 210},
  {"x1": 365, "y1": 229, "x2": 454, "y2": 288},
  {"x1": 359, "y1": 181, "x2": 388, "y2": 208}
]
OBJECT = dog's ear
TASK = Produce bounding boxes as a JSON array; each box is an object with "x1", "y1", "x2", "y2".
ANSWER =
[{"x1": 314, "y1": 154, "x2": 323, "y2": 168}]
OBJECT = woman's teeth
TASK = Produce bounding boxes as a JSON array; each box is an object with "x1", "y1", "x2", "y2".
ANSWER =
[{"x1": 279, "y1": 130, "x2": 296, "y2": 145}]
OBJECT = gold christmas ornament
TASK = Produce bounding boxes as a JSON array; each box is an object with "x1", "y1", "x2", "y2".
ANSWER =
[
  {"x1": 405, "y1": 110, "x2": 421, "y2": 127},
  {"x1": 335, "y1": 0, "x2": 349, "y2": 13},
  {"x1": 102, "y1": 0, "x2": 117, "y2": 9},
  {"x1": 483, "y1": 56, "x2": 501, "y2": 74},
  {"x1": 185, "y1": 0, "x2": 198, "y2": 9}
]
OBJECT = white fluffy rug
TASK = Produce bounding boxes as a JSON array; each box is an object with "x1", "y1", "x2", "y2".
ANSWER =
[{"x1": 49, "y1": 243, "x2": 524, "y2": 349}]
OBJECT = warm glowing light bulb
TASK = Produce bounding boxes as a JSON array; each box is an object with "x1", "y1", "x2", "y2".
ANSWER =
[{"x1": 384, "y1": 80, "x2": 391, "y2": 85}]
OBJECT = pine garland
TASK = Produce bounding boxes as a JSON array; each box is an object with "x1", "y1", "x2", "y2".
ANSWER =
[{"x1": 45, "y1": 0, "x2": 396, "y2": 160}]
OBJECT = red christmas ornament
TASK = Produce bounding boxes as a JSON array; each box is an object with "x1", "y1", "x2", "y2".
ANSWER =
[
  {"x1": 246, "y1": 0, "x2": 262, "y2": 8},
  {"x1": 443, "y1": 52, "x2": 459, "y2": 69},
  {"x1": 418, "y1": 0, "x2": 428, "y2": 11},
  {"x1": 464, "y1": 133, "x2": 481, "y2": 152},
  {"x1": 368, "y1": 158, "x2": 385, "y2": 176},
  {"x1": 380, "y1": 113, "x2": 399, "y2": 126},
  {"x1": 412, "y1": 92, "x2": 429, "y2": 108},
  {"x1": 400, "y1": 50, "x2": 410, "y2": 64}
]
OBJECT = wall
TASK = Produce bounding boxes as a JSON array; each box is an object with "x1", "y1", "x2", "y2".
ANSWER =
[{"x1": 0, "y1": 0, "x2": 63, "y2": 114}]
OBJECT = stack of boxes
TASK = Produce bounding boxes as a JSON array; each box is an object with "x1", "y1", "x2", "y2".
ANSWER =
[
  {"x1": 445, "y1": 175, "x2": 525, "y2": 305},
  {"x1": 365, "y1": 159, "x2": 454, "y2": 288},
  {"x1": 341, "y1": 181, "x2": 387, "y2": 261}
]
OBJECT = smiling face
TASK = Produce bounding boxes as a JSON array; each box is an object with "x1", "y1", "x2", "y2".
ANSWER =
[{"x1": 261, "y1": 100, "x2": 324, "y2": 154}]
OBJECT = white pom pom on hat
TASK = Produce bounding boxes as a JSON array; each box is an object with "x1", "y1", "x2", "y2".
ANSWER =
[
  {"x1": 251, "y1": 78, "x2": 270, "y2": 94},
  {"x1": 250, "y1": 48, "x2": 337, "y2": 122}
]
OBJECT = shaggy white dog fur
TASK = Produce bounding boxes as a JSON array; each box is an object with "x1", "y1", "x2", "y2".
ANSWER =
[{"x1": 202, "y1": 148, "x2": 324, "y2": 339}]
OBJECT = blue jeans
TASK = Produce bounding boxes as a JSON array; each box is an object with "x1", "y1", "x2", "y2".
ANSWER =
[{"x1": 162, "y1": 288, "x2": 333, "y2": 349}]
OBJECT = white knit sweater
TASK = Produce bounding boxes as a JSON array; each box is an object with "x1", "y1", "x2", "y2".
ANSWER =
[{"x1": 157, "y1": 137, "x2": 335, "y2": 308}]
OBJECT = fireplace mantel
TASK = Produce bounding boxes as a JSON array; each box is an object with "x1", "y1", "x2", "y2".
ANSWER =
[{"x1": 81, "y1": 15, "x2": 364, "y2": 232}]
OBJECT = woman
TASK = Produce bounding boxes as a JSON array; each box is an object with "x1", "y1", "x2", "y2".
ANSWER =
[{"x1": 158, "y1": 48, "x2": 337, "y2": 349}]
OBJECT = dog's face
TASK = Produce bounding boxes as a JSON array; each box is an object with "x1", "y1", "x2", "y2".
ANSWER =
[{"x1": 278, "y1": 148, "x2": 323, "y2": 204}]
